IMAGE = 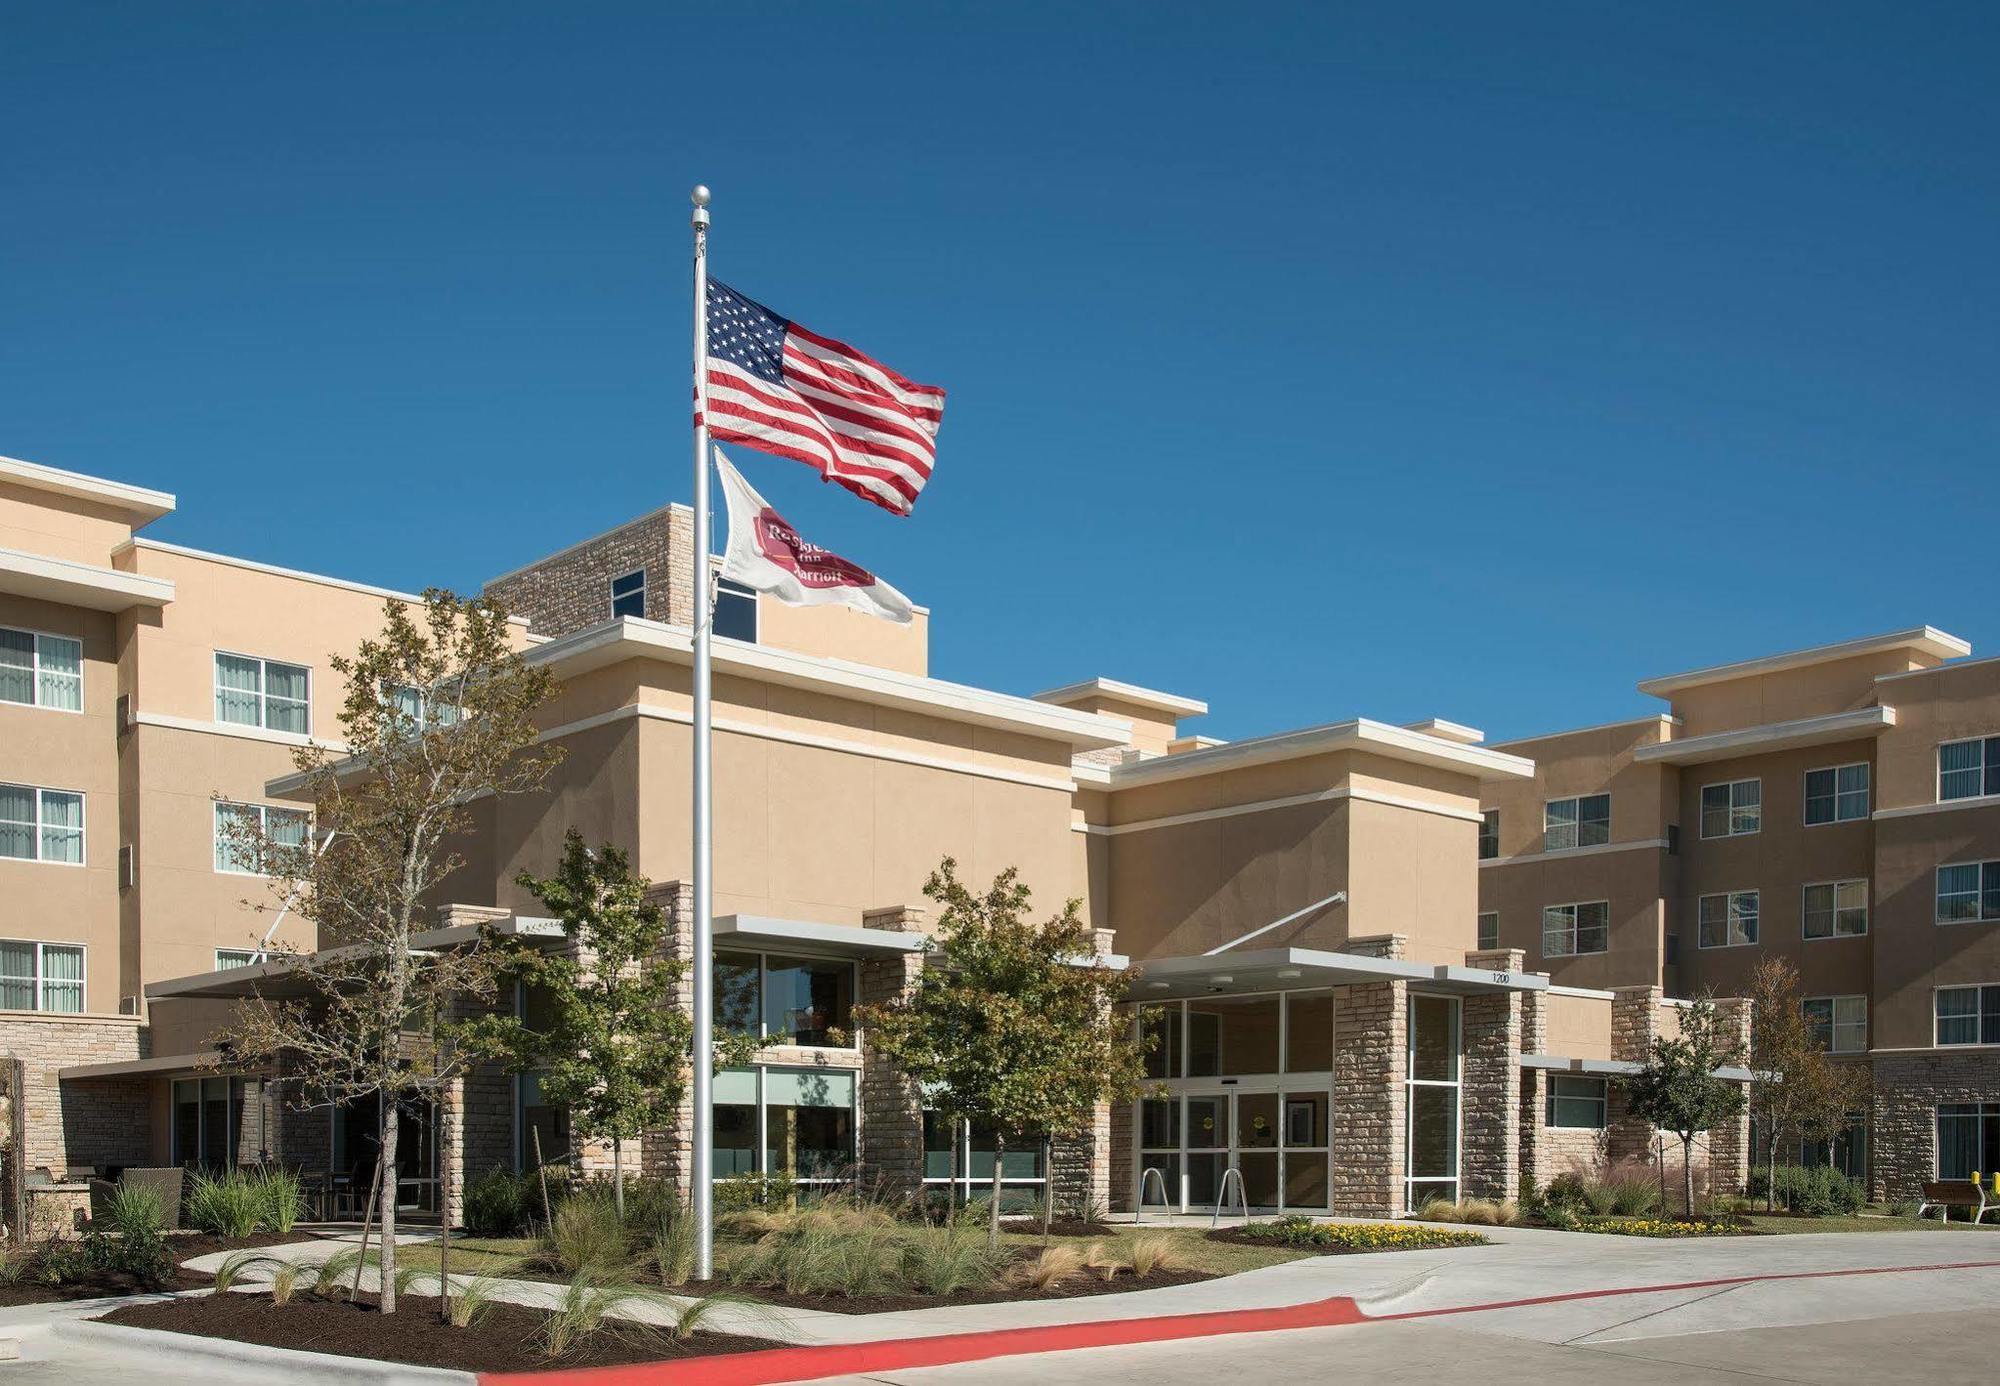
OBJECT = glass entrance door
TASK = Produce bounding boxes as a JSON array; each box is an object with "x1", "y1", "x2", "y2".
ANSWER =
[{"x1": 1138, "y1": 1088, "x2": 1330, "y2": 1214}]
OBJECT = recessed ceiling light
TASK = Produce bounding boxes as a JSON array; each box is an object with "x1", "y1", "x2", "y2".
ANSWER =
[{"x1": 1208, "y1": 974, "x2": 1234, "y2": 985}]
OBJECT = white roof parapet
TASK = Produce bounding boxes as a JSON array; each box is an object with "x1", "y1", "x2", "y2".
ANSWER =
[
  {"x1": 1636, "y1": 625, "x2": 1969, "y2": 697},
  {"x1": 1032, "y1": 677, "x2": 1208, "y2": 719},
  {"x1": 716, "y1": 914, "x2": 926, "y2": 958},
  {"x1": 1098, "y1": 717, "x2": 1536, "y2": 790},
  {"x1": 527, "y1": 617, "x2": 1133, "y2": 750},
  {"x1": 0, "y1": 454, "x2": 176, "y2": 525},
  {"x1": 1632, "y1": 706, "x2": 1896, "y2": 766},
  {"x1": 0, "y1": 546, "x2": 175, "y2": 612},
  {"x1": 1402, "y1": 718, "x2": 1484, "y2": 745}
]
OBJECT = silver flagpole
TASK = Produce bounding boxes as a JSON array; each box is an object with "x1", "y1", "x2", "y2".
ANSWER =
[{"x1": 688, "y1": 182, "x2": 716, "y2": 1280}]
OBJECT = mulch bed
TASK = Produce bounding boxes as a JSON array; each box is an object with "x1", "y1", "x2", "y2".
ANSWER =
[
  {"x1": 0, "y1": 1231, "x2": 309, "y2": 1306},
  {"x1": 96, "y1": 1289, "x2": 782, "y2": 1374}
]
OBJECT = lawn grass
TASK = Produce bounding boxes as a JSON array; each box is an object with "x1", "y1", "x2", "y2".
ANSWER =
[
  {"x1": 1740, "y1": 1213, "x2": 2000, "y2": 1235},
  {"x1": 399, "y1": 1225, "x2": 1311, "y2": 1281}
]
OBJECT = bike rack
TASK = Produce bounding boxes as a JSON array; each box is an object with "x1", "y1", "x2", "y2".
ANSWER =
[
  {"x1": 1211, "y1": 1166, "x2": 1249, "y2": 1227},
  {"x1": 1134, "y1": 1166, "x2": 1170, "y2": 1225}
]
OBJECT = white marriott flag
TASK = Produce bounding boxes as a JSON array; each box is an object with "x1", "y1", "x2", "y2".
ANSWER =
[{"x1": 716, "y1": 449, "x2": 916, "y2": 626}]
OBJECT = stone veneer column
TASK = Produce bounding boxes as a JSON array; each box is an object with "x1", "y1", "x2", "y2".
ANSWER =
[
  {"x1": 1331, "y1": 934, "x2": 1409, "y2": 1217},
  {"x1": 1607, "y1": 985, "x2": 1663, "y2": 1167},
  {"x1": 1048, "y1": 927, "x2": 1117, "y2": 1218},
  {"x1": 434, "y1": 906, "x2": 535, "y2": 1225},
  {"x1": 1708, "y1": 998, "x2": 1753, "y2": 1196},
  {"x1": 857, "y1": 904, "x2": 931, "y2": 1203},
  {"x1": 640, "y1": 881, "x2": 697, "y2": 1198},
  {"x1": 1460, "y1": 949, "x2": 1525, "y2": 1201}
]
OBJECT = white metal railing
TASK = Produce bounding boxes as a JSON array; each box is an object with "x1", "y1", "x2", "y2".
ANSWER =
[
  {"x1": 1134, "y1": 1166, "x2": 1170, "y2": 1224},
  {"x1": 1211, "y1": 1166, "x2": 1249, "y2": 1227}
]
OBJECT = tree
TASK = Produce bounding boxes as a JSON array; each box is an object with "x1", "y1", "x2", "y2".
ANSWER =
[
  {"x1": 854, "y1": 858, "x2": 1148, "y2": 1248},
  {"x1": 1746, "y1": 957, "x2": 1814, "y2": 1211},
  {"x1": 216, "y1": 591, "x2": 559, "y2": 1313},
  {"x1": 1620, "y1": 997, "x2": 1748, "y2": 1217},
  {"x1": 477, "y1": 830, "x2": 735, "y2": 1219},
  {"x1": 1795, "y1": 1044, "x2": 1871, "y2": 1176}
]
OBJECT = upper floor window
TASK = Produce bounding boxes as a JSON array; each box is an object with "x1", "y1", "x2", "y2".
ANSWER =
[
  {"x1": 1939, "y1": 736, "x2": 2000, "y2": 802},
  {"x1": 214, "y1": 801, "x2": 311, "y2": 875},
  {"x1": 1802, "y1": 880, "x2": 1868, "y2": 939},
  {"x1": 215, "y1": 653, "x2": 309, "y2": 734},
  {"x1": 1936, "y1": 861, "x2": 2000, "y2": 925},
  {"x1": 1698, "y1": 889, "x2": 1759, "y2": 948},
  {"x1": 1804, "y1": 763, "x2": 1869, "y2": 825},
  {"x1": 1803, "y1": 995, "x2": 1867, "y2": 1053},
  {"x1": 1543, "y1": 794, "x2": 1609, "y2": 852},
  {"x1": 214, "y1": 949, "x2": 261, "y2": 970},
  {"x1": 0, "y1": 784, "x2": 83, "y2": 865},
  {"x1": 1478, "y1": 810, "x2": 1499, "y2": 861},
  {"x1": 1935, "y1": 985, "x2": 2000, "y2": 1046},
  {"x1": 610, "y1": 569, "x2": 646, "y2": 619},
  {"x1": 1700, "y1": 779, "x2": 1761, "y2": 839},
  {"x1": 1541, "y1": 901, "x2": 1608, "y2": 958},
  {"x1": 0, "y1": 628, "x2": 81, "y2": 712},
  {"x1": 1545, "y1": 1074, "x2": 1607, "y2": 1129},
  {"x1": 380, "y1": 680, "x2": 462, "y2": 731},
  {"x1": 0, "y1": 940, "x2": 83, "y2": 1013},
  {"x1": 715, "y1": 950, "x2": 855, "y2": 1047},
  {"x1": 1476, "y1": 912, "x2": 1498, "y2": 951},
  {"x1": 713, "y1": 577, "x2": 758, "y2": 643}
]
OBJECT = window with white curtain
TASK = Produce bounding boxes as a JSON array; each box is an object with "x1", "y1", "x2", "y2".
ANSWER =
[
  {"x1": 1935, "y1": 861, "x2": 2000, "y2": 924},
  {"x1": 1802, "y1": 995, "x2": 1867, "y2": 1053},
  {"x1": 1938, "y1": 736, "x2": 2000, "y2": 802},
  {"x1": 1698, "y1": 890, "x2": 1759, "y2": 948},
  {"x1": 214, "y1": 653, "x2": 310, "y2": 733},
  {"x1": 215, "y1": 949, "x2": 260, "y2": 970},
  {"x1": 1934, "y1": 986, "x2": 2000, "y2": 1046},
  {"x1": 0, "y1": 784, "x2": 84, "y2": 864},
  {"x1": 1701, "y1": 779, "x2": 1762, "y2": 838},
  {"x1": 0, "y1": 628, "x2": 81, "y2": 711},
  {"x1": 214, "y1": 801, "x2": 311, "y2": 874},
  {"x1": 0, "y1": 940, "x2": 84, "y2": 1012},
  {"x1": 1802, "y1": 880, "x2": 1869, "y2": 939}
]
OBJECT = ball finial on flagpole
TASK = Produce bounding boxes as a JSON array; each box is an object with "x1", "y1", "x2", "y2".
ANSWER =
[{"x1": 691, "y1": 185, "x2": 711, "y2": 230}]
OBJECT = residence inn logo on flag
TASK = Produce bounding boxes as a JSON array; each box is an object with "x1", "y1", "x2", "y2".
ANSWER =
[{"x1": 716, "y1": 449, "x2": 915, "y2": 624}]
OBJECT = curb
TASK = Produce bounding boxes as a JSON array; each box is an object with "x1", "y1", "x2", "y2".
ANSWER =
[{"x1": 57, "y1": 1317, "x2": 477, "y2": 1385}]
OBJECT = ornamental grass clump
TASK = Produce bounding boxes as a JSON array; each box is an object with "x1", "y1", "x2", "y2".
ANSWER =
[
  {"x1": 1414, "y1": 1197, "x2": 1524, "y2": 1227},
  {"x1": 1126, "y1": 1233, "x2": 1189, "y2": 1277},
  {"x1": 251, "y1": 1167, "x2": 307, "y2": 1234},
  {"x1": 541, "y1": 1191, "x2": 631, "y2": 1280},
  {"x1": 899, "y1": 1223, "x2": 1008, "y2": 1297},
  {"x1": 1009, "y1": 1244, "x2": 1085, "y2": 1292},
  {"x1": 184, "y1": 1170, "x2": 263, "y2": 1239},
  {"x1": 540, "y1": 1275, "x2": 670, "y2": 1359}
]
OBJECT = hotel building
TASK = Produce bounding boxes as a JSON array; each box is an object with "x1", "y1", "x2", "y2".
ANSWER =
[{"x1": 9, "y1": 452, "x2": 1979, "y2": 1230}]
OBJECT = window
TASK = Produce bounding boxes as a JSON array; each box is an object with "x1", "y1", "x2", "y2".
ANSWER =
[
  {"x1": 214, "y1": 653, "x2": 310, "y2": 734},
  {"x1": 1405, "y1": 994, "x2": 1461, "y2": 1206},
  {"x1": 610, "y1": 569, "x2": 646, "y2": 619},
  {"x1": 1134, "y1": 992, "x2": 1331, "y2": 1080},
  {"x1": 0, "y1": 628, "x2": 81, "y2": 711},
  {"x1": 1541, "y1": 901, "x2": 1608, "y2": 958},
  {"x1": 1937, "y1": 1103, "x2": 2000, "y2": 1182},
  {"x1": 380, "y1": 680, "x2": 463, "y2": 731},
  {"x1": 1545, "y1": 1075, "x2": 1607, "y2": 1129},
  {"x1": 1478, "y1": 810, "x2": 1498, "y2": 861},
  {"x1": 215, "y1": 949, "x2": 260, "y2": 970},
  {"x1": 1802, "y1": 995, "x2": 1867, "y2": 1053},
  {"x1": 0, "y1": 784, "x2": 84, "y2": 864},
  {"x1": 712, "y1": 950, "x2": 855, "y2": 1047},
  {"x1": 1934, "y1": 985, "x2": 2000, "y2": 1046},
  {"x1": 713, "y1": 577, "x2": 758, "y2": 642},
  {"x1": 1543, "y1": 794, "x2": 1609, "y2": 852},
  {"x1": 1804, "y1": 763, "x2": 1870, "y2": 825},
  {"x1": 171, "y1": 1076, "x2": 265, "y2": 1170},
  {"x1": 1700, "y1": 779, "x2": 1761, "y2": 839},
  {"x1": 0, "y1": 940, "x2": 84, "y2": 1012},
  {"x1": 715, "y1": 1066, "x2": 856, "y2": 1189},
  {"x1": 1698, "y1": 890, "x2": 1759, "y2": 948},
  {"x1": 1476, "y1": 912, "x2": 1498, "y2": 951},
  {"x1": 1938, "y1": 736, "x2": 2000, "y2": 802},
  {"x1": 1802, "y1": 880, "x2": 1869, "y2": 939},
  {"x1": 925, "y1": 1112, "x2": 1046, "y2": 1211},
  {"x1": 213, "y1": 801, "x2": 311, "y2": 875},
  {"x1": 1936, "y1": 862, "x2": 2000, "y2": 924}
]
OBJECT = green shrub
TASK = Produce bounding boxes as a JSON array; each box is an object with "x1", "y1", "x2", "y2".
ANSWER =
[
  {"x1": 1887, "y1": 1199, "x2": 1920, "y2": 1218},
  {"x1": 252, "y1": 1168, "x2": 306, "y2": 1234},
  {"x1": 185, "y1": 1170, "x2": 263, "y2": 1239},
  {"x1": 714, "y1": 1172, "x2": 798, "y2": 1213},
  {"x1": 465, "y1": 1168, "x2": 530, "y2": 1238},
  {"x1": 1748, "y1": 1165, "x2": 1864, "y2": 1216}
]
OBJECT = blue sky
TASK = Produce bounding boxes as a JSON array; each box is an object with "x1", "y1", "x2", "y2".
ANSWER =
[{"x1": 6, "y1": 3, "x2": 1997, "y2": 743}]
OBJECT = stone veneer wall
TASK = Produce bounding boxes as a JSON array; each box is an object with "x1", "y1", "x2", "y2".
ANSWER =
[
  {"x1": 1330, "y1": 934, "x2": 1408, "y2": 1217},
  {"x1": 1047, "y1": 928, "x2": 1119, "y2": 1217},
  {"x1": 484, "y1": 505, "x2": 695, "y2": 637},
  {"x1": 0, "y1": 1016, "x2": 149, "y2": 1176},
  {"x1": 639, "y1": 880, "x2": 697, "y2": 1189},
  {"x1": 1871, "y1": 1049, "x2": 2000, "y2": 1202},
  {"x1": 1460, "y1": 949, "x2": 1524, "y2": 1201}
]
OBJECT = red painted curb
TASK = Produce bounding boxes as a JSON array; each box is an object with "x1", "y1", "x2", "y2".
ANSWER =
[{"x1": 480, "y1": 1256, "x2": 2000, "y2": 1386}]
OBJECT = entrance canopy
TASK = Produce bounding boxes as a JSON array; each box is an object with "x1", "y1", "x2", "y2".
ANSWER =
[{"x1": 1128, "y1": 946, "x2": 1549, "y2": 1002}]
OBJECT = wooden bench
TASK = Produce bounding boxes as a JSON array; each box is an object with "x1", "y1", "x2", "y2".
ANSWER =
[{"x1": 1917, "y1": 1180, "x2": 1999, "y2": 1224}]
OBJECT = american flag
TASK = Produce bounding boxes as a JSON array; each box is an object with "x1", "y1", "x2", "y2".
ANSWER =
[{"x1": 703, "y1": 280, "x2": 946, "y2": 516}]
